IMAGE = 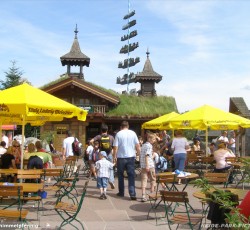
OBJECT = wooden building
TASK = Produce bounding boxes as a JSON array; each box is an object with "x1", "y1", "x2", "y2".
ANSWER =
[
  {"x1": 229, "y1": 97, "x2": 250, "y2": 156},
  {"x1": 40, "y1": 27, "x2": 177, "y2": 150},
  {"x1": 135, "y1": 50, "x2": 162, "y2": 96}
]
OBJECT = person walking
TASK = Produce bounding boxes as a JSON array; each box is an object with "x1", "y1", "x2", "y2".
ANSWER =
[
  {"x1": 95, "y1": 151, "x2": 115, "y2": 200},
  {"x1": 171, "y1": 130, "x2": 190, "y2": 185},
  {"x1": 140, "y1": 132, "x2": 157, "y2": 202},
  {"x1": 90, "y1": 124, "x2": 115, "y2": 189},
  {"x1": 113, "y1": 121, "x2": 140, "y2": 200},
  {"x1": 62, "y1": 130, "x2": 74, "y2": 160}
]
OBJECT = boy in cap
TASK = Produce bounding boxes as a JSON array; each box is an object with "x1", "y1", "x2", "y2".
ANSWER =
[{"x1": 95, "y1": 151, "x2": 115, "y2": 199}]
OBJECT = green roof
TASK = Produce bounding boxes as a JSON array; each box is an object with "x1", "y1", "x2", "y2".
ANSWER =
[
  {"x1": 40, "y1": 75, "x2": 178, "y2": 117},
  {"x1": 106, "y1": 94, "x2": 178, "y2": 116}
]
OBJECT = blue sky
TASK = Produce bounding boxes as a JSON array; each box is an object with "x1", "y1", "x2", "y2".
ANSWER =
[{"x1": 1, "y1": 0, "x2": 250, "y2": 113}]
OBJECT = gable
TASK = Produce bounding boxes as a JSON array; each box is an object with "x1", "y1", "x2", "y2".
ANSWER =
[
  {"x1": 42, "y1": 76, "x2": 119, "y2": 105},
  {"x1": 229, "y1": 97, "x2": 250, "y2": 118}
]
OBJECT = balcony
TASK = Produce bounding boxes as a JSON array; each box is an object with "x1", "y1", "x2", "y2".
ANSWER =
[{"x1": 77, "y1": 105, "x2": 106, "y2": 114}]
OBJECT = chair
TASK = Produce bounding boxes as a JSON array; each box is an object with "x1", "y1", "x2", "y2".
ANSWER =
[
  {"x1": 42, "y1": 168, "x2": 64, "y2": 191},
  {"x1": 147, "y1": 174, "x2": 177, "y2": 225},
  {"x1": 17, "y1": 169, "x2": 43, "y2": 222},
  {"x1": 160, "y1": 190, "x2": 203, "y2": 230},
  {"x1": 81, "y1": 158, "x2": 90, "y2": 177},
  {"x1": 0, "y1": 185, "x2": 29, "y2": 230},
  {"x1": 54, "y1": 179, "x2": 90, "y2": 230},
  {"x1": 57, "y1": 165, "x2": 81, "y2": 200},
  {"x1": 199, "y1": 157, "x2": 215, "y2": 175},
  {"x1": 204, "y1": 172, "x2": 230, "y2": 188},
  {"x1": 186, "y1": 154, "x2": 200, "y2": 174}
]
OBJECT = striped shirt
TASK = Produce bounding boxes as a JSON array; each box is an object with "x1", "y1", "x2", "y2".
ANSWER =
[{"x1": 140, "y1": 142, "x2": 155, "y2": 169}]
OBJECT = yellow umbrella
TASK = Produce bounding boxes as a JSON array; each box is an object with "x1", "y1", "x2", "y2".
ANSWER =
[
  {"x1": 142, "y1": 112, "x2": 179, "y2": 130},
  {"x1": 0, "y1": 83, "x2": 88, "y2": 168},
  {"x1": 168, "y1": 104, "x2": 250, "y2": 130},
  {"x1": 167, "y1": 104, "x2": 250, "y2": 156}
]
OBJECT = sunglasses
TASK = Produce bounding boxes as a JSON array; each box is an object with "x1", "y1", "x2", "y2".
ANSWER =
[{"x1": 13, "y1": 145, "x2": 20, "y2": 147}]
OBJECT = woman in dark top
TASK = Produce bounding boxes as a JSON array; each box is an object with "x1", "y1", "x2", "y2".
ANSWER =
[{"x1": 1, "y1": 146, "x2": 16, "y2": 169}]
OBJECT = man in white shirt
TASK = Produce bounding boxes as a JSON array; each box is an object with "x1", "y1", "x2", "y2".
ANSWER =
[
  {"x1": 0, "y1": 141, "x2": 7, "y2": 156},
  {"x1": 62, "y1": 130, "x2": 75, "y2": 159},
  {"x1": 113, "y1": 121, "x2": 140, "y2": 200},
  {"x1": 1, "y1": 131, "x2": 9, "y2": 148},
  {"x1": 218, "y1": 131, "x2": 229, "y2": 146}
]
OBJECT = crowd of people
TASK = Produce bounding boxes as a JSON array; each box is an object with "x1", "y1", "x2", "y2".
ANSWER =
[
  {"x1": 0, "y1": 131, "x2": 53, "y2": 182},
  {"x1": 81, "y1": 124, "x2": 239, "y2": 202},
  {"x1": 0, "y1": 124, "x2": 238, "y2": 201}
]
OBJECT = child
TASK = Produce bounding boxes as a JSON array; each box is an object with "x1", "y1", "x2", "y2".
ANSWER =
[
  {"x1": 89, "y1": 140, "x2": 99, "y2": 180},
  {"x1": 140, "y1": 133, "x2": 157, "y2": 202},
  {"x1": 95, "y1": 151, "x2": 114, "y2": 200}
]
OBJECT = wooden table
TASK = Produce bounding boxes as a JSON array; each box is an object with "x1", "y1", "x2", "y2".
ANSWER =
[
  {"x1": 157, "y1": 172, "x2": 199, "y2": 179},
  {"x1": 156, "y1": 172, "x2": 199, "y2": 191},
  {"x1": 193, "y1": 188, "x2": 248, "y2": 201},
  {"x1": 0, "y1": 182, "x2": 43, "y2": 193}
]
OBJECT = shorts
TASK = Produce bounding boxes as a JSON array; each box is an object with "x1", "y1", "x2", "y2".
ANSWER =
[
  {"x1": 97, "y1": 177, "x2": 109, "y2": 189},
  {"x1": 141, "y1": 168, "x2": 156, "y2": 188}
]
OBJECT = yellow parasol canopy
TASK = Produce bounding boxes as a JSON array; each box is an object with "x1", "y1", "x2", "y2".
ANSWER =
[
  {"x1": 142, "y1": 112, "x2": 179, "y2": 130},
  {"x1": 168, "y1": 104, "x2": 250, "y2": 130},
  {"x1": 0, "y1": 83, "x2": 87, "y2": 124},
  {"x1": 0, "y1": 83, "x2": 88, "y2": 168}
]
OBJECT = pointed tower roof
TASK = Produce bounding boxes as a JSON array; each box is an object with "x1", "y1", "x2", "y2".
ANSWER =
[
  {"x1": 135, "y1": 49, "x2": 162, "y2": 83},
  {"x1": 60, "y1": 25, "x2": 90, "y2": 67}
]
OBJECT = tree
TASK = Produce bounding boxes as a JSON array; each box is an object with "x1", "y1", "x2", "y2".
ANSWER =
[{"x1": 0, "y1": 60, "x2": 30, "y2": 89}]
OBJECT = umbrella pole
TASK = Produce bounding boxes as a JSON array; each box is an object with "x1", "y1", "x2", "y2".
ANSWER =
[
  {"x1": 21, "y1": 116, "x2": 25, "y2": 170},
  {"x1": 205, "y1": 128, "x2": 208, "y2": 157},
  {"x1": 0, "y1": 122, "x2": 2, "y2": 140},
  {"x1": 206, "y1": 128, "x2": 208, "y2": 170}
]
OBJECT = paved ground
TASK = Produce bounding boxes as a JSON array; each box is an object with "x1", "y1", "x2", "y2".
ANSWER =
[{"x1": 1, "y1": 160, "x2": 246, "y2": 230}]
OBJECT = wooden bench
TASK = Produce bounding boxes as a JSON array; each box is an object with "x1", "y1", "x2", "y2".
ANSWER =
[{"x1": 0, "y1": 185, "x2": 29, "y2": 224}]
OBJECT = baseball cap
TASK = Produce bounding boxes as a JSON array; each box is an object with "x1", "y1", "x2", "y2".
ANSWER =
[{"x1": 100, "y1": 151, "x2": 107, "y2": 158}]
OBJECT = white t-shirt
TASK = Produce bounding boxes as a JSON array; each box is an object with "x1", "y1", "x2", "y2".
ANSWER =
[
  {"x1": 171, "y1": 137, "x2": 189, "y2": 154},
  {"x1": 0, "y1": 147, "x2": 7, "y2": 155},
  {"x1": 86, "y1": 145, "x2": 94, "y2": 161},
  {"x1": 113, "y1": 129, "x2": 139, "y2": 158},
  {"x1": 63, "y1": 136, "x2": 75, "y2": 157},
  {"x1": 230, "y1": 137, "x2": 236, "y2": 148},
  {"x1": 218, "y1": 136, "x2": 229, "y2": 144},
  {"x1": 1, "y1": 135, "x2": 9, "y2": 148}
]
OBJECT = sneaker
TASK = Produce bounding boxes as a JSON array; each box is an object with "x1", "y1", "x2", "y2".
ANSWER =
[
  {"x1": 99, "y1": 194, "x2": 104, "y2": 200},
  {"x1": 103, "y1": 194, "x2": 107, "y2": 200},
  {"x1": 141, "y1": 197, "x2": 147, "y2": 202},
  {"x1": 116, "y1": 193, "x2": 124, "y2": 197},
  {"x1": 109, "y1": 182, "x2": 115, "y2": 189},
  {"x1": 130, "y1": 196, "x2": 137, "y2": 201},
  {"x1": 92, "y1": 177, "x2": 97, "y2": 181}
]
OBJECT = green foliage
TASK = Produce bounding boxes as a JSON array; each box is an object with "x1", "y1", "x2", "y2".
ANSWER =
[
  {"x1": 194, "y1": 178, "x2": 249, "y2": 227},
  {"x1": 40, "y1": 131, "x2": 57, "y2": 143},
  {"x1": 106, "y1": 94, "x2": 178, "y2": 116},
  {"x1": 183, "y1": 130, "x2": 197, "y2": 141},
  {"x1": 0, "y1": 60, "x2": 30, "y2": 89},
  {"x1": 240, "y1": 158, "x2": 250, "y2": 184}
]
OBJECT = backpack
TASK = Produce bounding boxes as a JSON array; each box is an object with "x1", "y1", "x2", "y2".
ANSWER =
[
  {"x1": 156, "y1": 156, "x2": 168, "y2": 172},
  {"x1": 100, "y1": 134, "x2": 111, "y2": 153},
  {"x1": 72, "y1": 138, "x2": 82, "y2": 156},
  {"x1": 91, "y1": 149, "x2": 99, "y2": 163}
]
